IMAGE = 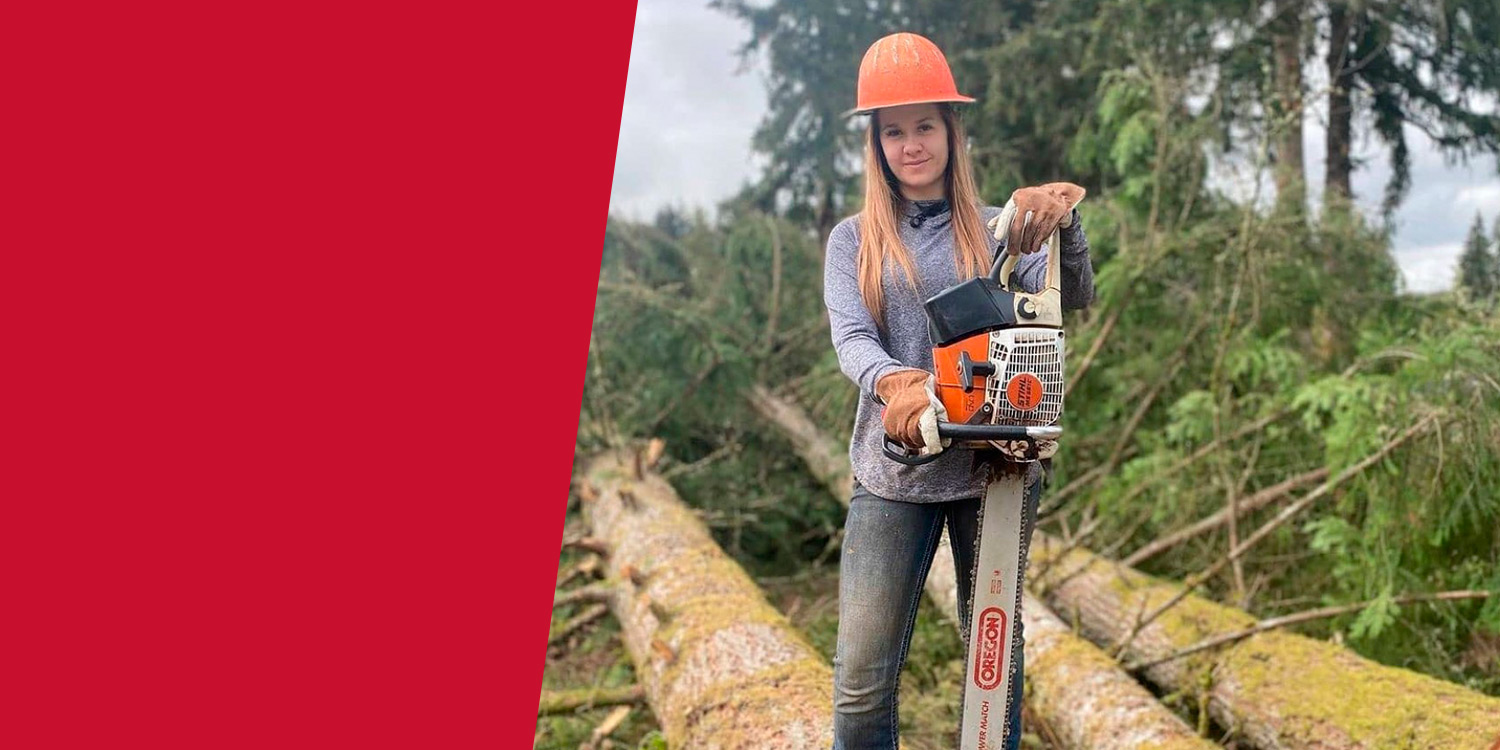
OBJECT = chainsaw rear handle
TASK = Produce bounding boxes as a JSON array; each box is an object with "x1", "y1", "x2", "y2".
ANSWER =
[{"x1": 882, "y1": 424, "x2": 1063, "y2": 466}]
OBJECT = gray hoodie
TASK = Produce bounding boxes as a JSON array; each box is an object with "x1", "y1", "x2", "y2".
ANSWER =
[{"x1": 823, "y1": 199, "x2": 1096, "y2": 502}]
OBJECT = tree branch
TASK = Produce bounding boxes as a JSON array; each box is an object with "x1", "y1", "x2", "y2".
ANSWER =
[
  {"x1": 537, "y1": 685, "x2": 645, "y2": 716},
  {"x1": 554, "y1": 581, "x2": 615, "y2": 610},
  {"x1": 548, "y1": 603, "x2": 611, "y2": 648},
  {"x1": 1122, "y1": 465, "x2": 1328, "y2": 567},
  {"x1": 1109, "y1": 414, "x2": 1438, "y2": 655}
]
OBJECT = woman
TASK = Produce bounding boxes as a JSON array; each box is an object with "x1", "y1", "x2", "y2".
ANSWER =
[{"x1": 823, "y1": 32, "x2": 1096, "y2": 750}]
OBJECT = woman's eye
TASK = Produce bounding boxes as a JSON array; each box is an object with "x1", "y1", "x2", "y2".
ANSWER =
[{"x1": 918, "y1": 124, "x2": 932, "y2": 132}]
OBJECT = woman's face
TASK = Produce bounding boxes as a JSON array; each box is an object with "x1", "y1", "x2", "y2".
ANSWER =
[{"x1": 877, "y1": 103, "x2": 949, "y2": 201}]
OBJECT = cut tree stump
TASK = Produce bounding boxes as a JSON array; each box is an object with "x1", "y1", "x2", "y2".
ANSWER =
[
  {"x1": 580, "y1": 448, "x2": 833, "y2": 749},
  {"x1": 1031, "y1": 533, "x2": 1500, "y2": 749}
]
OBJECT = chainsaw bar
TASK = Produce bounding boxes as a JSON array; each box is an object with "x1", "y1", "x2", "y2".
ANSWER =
[{"x1": 959, "y1": 473, "x2": 1028, "y2": 750}]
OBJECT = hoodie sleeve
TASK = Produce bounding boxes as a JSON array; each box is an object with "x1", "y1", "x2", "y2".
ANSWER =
[{"x1": 824, "y1": 219, "x2": 909, "y2": 401}]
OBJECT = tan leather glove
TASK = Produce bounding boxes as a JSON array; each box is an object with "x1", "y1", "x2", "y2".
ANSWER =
[
  {"x1": 876, "y1": 369, "x2": 949, "y2": 456},
  {"x1": 991, "y1": 182, "x2": 1086, "y2": 257}
]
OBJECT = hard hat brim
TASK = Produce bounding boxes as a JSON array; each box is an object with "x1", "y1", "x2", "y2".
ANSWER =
[{"x1": 844, "y1": 94, "x2": 978, "y2": 118}]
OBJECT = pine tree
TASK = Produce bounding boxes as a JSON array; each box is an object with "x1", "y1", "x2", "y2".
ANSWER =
[
  {"x1": 1457, "y1": 213, "x2": 1496, "y2": 303},
  {"x1": 1493, "y1": 216, "x2": 1500, "y2": 297},
  {"x1": 1323, "y1": 1, "x2": 1500, "y2": 215}
]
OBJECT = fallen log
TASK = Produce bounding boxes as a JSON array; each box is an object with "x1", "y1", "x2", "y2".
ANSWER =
[
  {"x1": 746, "y1": 384, "x2": 852, "y2": 501},
  {"x1": 1125, "y1": 589, "x2": 1493, "y2": 673},
  {"x1": 747, "y1": 384, "x2": 1217, "y2": 750},
  {"x1": 579, "y1": 448, "x2": 833, "y2": 749},
  {"x1": 919, "y1": 576, "x2": 1218, "y2": 750},
  {"x1": 1031, "y1": 533, "x2": 1500, "y2": 749},
  {"x1": 1023, "y1": 593, "x2": 1218, "y2": 750}
]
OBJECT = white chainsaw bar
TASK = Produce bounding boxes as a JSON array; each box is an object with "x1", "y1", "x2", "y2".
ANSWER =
[{"x1": 959, "y1": 472, "x2": 1028, "y2": 750}]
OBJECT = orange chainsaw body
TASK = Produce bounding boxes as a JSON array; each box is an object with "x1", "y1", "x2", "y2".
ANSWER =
[{"x1": 933, "y1": 335, "x2": 992, "y2": 423}]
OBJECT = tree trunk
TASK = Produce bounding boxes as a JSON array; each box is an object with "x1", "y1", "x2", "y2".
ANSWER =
[
  {"x1": 746, "y1": 385, "x2": 1219, "y2": 750},
  {"x1": 1270, "y1": 0, "x2": 1306, "y2": 217},
  {"x1": 1324, "y1": 1, "x2": 1354, "y2": 207},
  {"x1": 923, "y1": 573, "x2": 1218, "y2": 750},
  {"x1": 816, "y1": 182, "x2": 837, "y2": 251},
  {"x1": 578, "y1": 449, "x2": 834, "y2": 749},
  {"x1": 1031, "y1": 533, "x2": 1500, "y2": 749}
]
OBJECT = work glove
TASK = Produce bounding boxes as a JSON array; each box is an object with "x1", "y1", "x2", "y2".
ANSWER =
[
  {"x1": 987, "y1": 182, "x2": 1087, "y2": 257},
  {"x1": 876, "y1": 368, "x2": 950, "y2": 456}
]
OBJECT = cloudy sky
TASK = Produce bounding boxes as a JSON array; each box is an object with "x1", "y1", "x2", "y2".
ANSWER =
[{"x1": 608, "y1": 0, "x2": 1500, "y2": 293}]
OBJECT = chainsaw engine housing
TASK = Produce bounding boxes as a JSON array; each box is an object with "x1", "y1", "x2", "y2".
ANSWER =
[{"x1": 923, "y1": 234, "x2": 1066, "y2": 462}]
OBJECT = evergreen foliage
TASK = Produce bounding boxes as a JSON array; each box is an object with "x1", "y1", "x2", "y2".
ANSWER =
[{"x1": 1458, "y1": 213, "x2": 1498, "y2": 304}]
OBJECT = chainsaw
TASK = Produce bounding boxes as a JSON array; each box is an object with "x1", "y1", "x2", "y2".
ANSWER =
[{"x1": 883, "y1": 202, "x2": 1067, "y2": 750}]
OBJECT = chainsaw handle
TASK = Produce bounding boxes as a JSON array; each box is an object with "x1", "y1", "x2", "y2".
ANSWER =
[
  {"x1": 941, "y1": 424, "x2": 1062, "y2": 441},
  {"x1": 882, "y1": 435, "x2": 941, "y2": 466},
  {"x1": 988, "y1": 198, "x2": 1062, "y2": 294},
  {"x1": 882, "y1": 424, "x2": 1064, "y2": 465}
]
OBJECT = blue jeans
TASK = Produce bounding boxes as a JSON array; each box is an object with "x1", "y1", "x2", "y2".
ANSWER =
[{"x1": 832, "y1": 477, "x2": 1041, "y2": 750}]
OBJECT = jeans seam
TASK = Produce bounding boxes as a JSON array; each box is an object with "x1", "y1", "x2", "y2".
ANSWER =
[{"x1": 887, "y1": 507, "x2": 944, "y2": 750}]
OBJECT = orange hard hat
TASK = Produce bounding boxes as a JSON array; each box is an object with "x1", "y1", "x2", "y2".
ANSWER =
[{"x1": 847, "y1": 32, "x2": 975, "y2": 117}]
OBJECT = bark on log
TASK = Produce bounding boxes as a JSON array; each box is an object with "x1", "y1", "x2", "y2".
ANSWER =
[
  {"x1": 1031, "y1": 533, "x2": 1500, "y2": 749},
  {"x1": 580, "y1": 449, "x2": 833, "y2": 749},
  {"x1": 747, "y1": 385, "x2": 1217, "y2": 750},
  {"x1": 923, "y1": 575, "x2": 1217, "y2": 750},
  {"x1": 1023, "y1": 593, "x2": 1218, "y2": 750}
]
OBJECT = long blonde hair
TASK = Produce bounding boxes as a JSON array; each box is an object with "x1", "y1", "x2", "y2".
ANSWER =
[{"x1": 857, "y1": 104, "x2": 991, "y2": 327}]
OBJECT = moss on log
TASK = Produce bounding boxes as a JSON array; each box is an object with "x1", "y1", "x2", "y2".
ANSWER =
[
  {"x1": 1024, "y1": 593, "x2": 1219, "y2": 750},
  {"x1": 1031, "y1": 533, "x2": 1500, "y2": 749},
  {"x1": 580, "y1": 449, "x2": 833, "y2": 749},
  {"x1": 920, "y1": 528, "x2": 1215, "y2": 750}
]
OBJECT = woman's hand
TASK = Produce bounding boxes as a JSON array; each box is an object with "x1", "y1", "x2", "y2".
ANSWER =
[
  {"x1": 876, "y1": 369, "x2": 949, "y2": 456},
  {"x1": 988, "y1": 182, "x2": 1086, "y2": 256}
]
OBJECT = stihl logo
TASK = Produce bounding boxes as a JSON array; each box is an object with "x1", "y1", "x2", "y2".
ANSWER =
[
  {"x1": 1006, "y1": 373, "x2": 1043, "y2": 411},
  {"x1": 972, "y1": 606, "x2": 1008, "y2": 690}
]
